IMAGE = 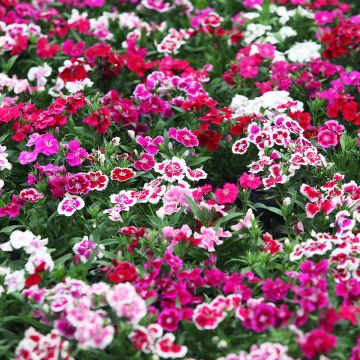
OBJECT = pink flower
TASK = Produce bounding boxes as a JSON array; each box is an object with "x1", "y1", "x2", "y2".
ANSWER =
[
  {"x1": 134, "y1": 153, "x2": 155, "y2": 171},
  {"x1": 243, "y1": 0, "x2": 263, "y2": 7},
  {"x1": 231, "y1": 209, "x2": 254, "y2": 231},
  {"x1": 18, "y1": 150, "x2": 38, "y2": 165},
  {"x1": 154, "y1": 157, "x2": 187, "y2": 182},
  {"x1": 19, "y1": 188, "x2": 44, "y2": 203},
  {"x1": 154, "y1": 333, "x2": 188, "y2": 359},
  {"x1": 136, "y1": 135, "x2": 164, "y2": 155},
  {"x1": 0, "y1": 195, "x2": 26, "y2": 218},
  {"x1": 168, "y1": 127, "x2": 199, "y2": 147},
  {"x1": 35, "y1": 133, "x2": 59, "y2": 156},
  {"x1": 157, "y1": 308, "x2": 182, "y2": 332},
  {"x1": 215, "y1": 183, "x2": 239, "y2": 204},
  {"x1": 239, "y1": 172, "x2": 262, "y2": 190},
  {"x1": 194, "y1": 226, "x2": 231, "y2": 252},
  {"x1": 61, "y1": 39, "x2": 85, "y2": 57},
  {"x1": 300, "y1": 329, "x2": 337, "y2": 359},
  {"x1": 317, "y1": 129, "x2": 338, "y2": 148},
  {"x1": 66, "y1": 173, "x2": 90, "y2": 195},
  {"x1": 239, "y1": 56, "x2": 261, "y2": 78},
  {"x1": 65, "y1": 139, "x2": 88, "y2": 167},
  {"x1": 261, "y1": 278, "x2": 289, "y2": 302}
]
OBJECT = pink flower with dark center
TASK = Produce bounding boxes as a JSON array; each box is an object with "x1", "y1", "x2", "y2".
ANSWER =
[
  {"x1": 19, "y1": 188, "x2": 44, "y2": 203},
  {"x1": 65, "y1": 173, "x2": 90, "y2": 195},
  {"x1": 155, "y1": 157, "x2": 186, "y2": 182},
  {"x1": 157, "y1": 308, "x2": 182, "y2": 332},
  {"x1": 193, "y1": 304, "x2": 225, "y2": 330}
]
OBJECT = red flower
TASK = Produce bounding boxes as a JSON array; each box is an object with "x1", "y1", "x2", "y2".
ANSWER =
[
  {"x1": 194, "y1": 129, "x2": 222, "y2": 151},
  {"x1": 59, "y1": 64, "x2": 88, "y2": 83},
  {"x1": 111, "y1": 167, "x2": 136, "y2": 182},
  {"x1": 36, "y1": 37, "x2": 59, "y2": 59},
  {"x1": 83, "y1": 106, "x2": 111, "y2": 134},
  {"x1": 25, "y1": 273, "x2": 42, "y2": 288},
  {"x1": 106, "y1": 261, "x2": 138, "y2": 283}
]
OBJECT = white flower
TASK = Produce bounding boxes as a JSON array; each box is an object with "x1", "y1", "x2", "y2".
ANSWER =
[
  {"x1": 279, "y1": 26, "x2": 297, "y2": 40},
  {"x1": 10, "y1": 230, "x2": 36, "y2": 249},
  {"x1": 0, "y1": 145, "x2": 12, "y2": 171},
  {"x1": 25, "y1": 252, "x2": 54, "y2": 274},
  {"x1": 27, "y1": 64, "x2": 52, "y2": 87},
  {"x1": 286, "y1": 41, "x2": 321, "y2": 63},
  {"x1": 4, "y1": 270, "x2": 25, "y2": 293}
]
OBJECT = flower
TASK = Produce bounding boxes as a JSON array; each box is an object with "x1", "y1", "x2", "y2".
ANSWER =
[
  {"x1": 299, "y1": 329, "x2": 337, "y2": 359},
  {"x1": 239, "y1": 173, "x2": 262, "y2": 190},
  {"x1": 106, "y1": 261, "x2": 138, "y2": 283},
  {"x1": 57, "y1": 193, "x2": 85, "y2": 216},
  {"x1": 317, "y1": 129, "x2": 338, "y2": 148},
  {"x1": 73, "y1": 236, "x2": 104, "y2": 263},
  {"x1": 158, "y1": 308, "x2": 182, "y2": 332},
  {"x1": 194, "y1": 227, "x2": 231, "y2": 252},
  {"x1": 137, "y1": 135, "x2": 164, "y2": 155},
  {"x1": 134, "y1": 154, "x2": 156, "y2": 171},
  {"x1": 215, "y1": 183, "x2": 239, "y2": 204},
  {"x1": 111, "y1": 167, "x2": 136, "y2": 182},
  {"x1": 168, "y1": 127, "x2": 199, "y2": 147},
  {"x1": 65, "y1": 139, "x2": 88, "y2": 167},
  {"x1": 286, "y1": 41, "x2": 321, "y2": 63}
]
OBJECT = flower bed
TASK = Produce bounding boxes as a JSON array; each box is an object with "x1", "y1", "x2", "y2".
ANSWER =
[{"x1": 0, "y1": 0, "x2": 359, "y2": 359}]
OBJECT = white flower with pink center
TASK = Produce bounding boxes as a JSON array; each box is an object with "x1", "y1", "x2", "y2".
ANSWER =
[{"x1": 57, "y1": 193, "x2": 85, "y2": 216}]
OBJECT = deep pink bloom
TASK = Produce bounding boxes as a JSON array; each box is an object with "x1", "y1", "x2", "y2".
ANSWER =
[
  {"x1": 65, "y1": 140, "x2": 88, "y2": 167},
  {"x1": 168, "y1": 127, "x2": 199, "y2": 147},
  {"x1": 215, "y1": 183, "x2": 239, "y2": 204},
  {"x1": 0, "y1": 195, "x2": 26, "y2": 218},
  {"x1": 158, "y1": 308, "x2": 182, "y2": 332},
  {"x1": 317, "y1": 129, "x2": 338, "y2": 148},
  {"x1": 61, "y1": 39, "x2": 85, "y2": 57},
  {"x1": 300, "y1": 329, "x2": 337, "y2": 359},
  {"x1": 136, "y1": 135, "x2": 164, "y2": 155},
  {"x1": 239, "y1": 172, "x2": 262, "y2": 190},
  {"x1": 35, "y1": 133, "x2": 59, "y2": 156}
]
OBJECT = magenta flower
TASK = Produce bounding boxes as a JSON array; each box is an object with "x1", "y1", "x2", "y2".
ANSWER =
[
  {"x1": 136, "y1": 135, "x2": 164, "y2": 155},
  {"x1": 239, "y1": 172, "x2": 262, "y2": 190},
  {"x1": 0, "y1": 194, "x2": 26, "y2": 218},
  {"x1": 65, "y1": 139, "x2": 88, "y2": 167},
  {"x1": 317, "y1": 129, "x2": 338, "y2": 148},
  {"x1": 19, "y1": 151, "x2": 38, "y2": 165},
  {"x1": 168, "y1": 127, "x2": 199, "y2": 147},
  {"x1": 215, "y1": 183, "x2": 239, "y2": 204},
  {"x1": 35, "y1": 133, "x2": 59, "y2": 156},
  {"x1": 157, "y1": 308, "x2": 182, "y2": 332}
]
